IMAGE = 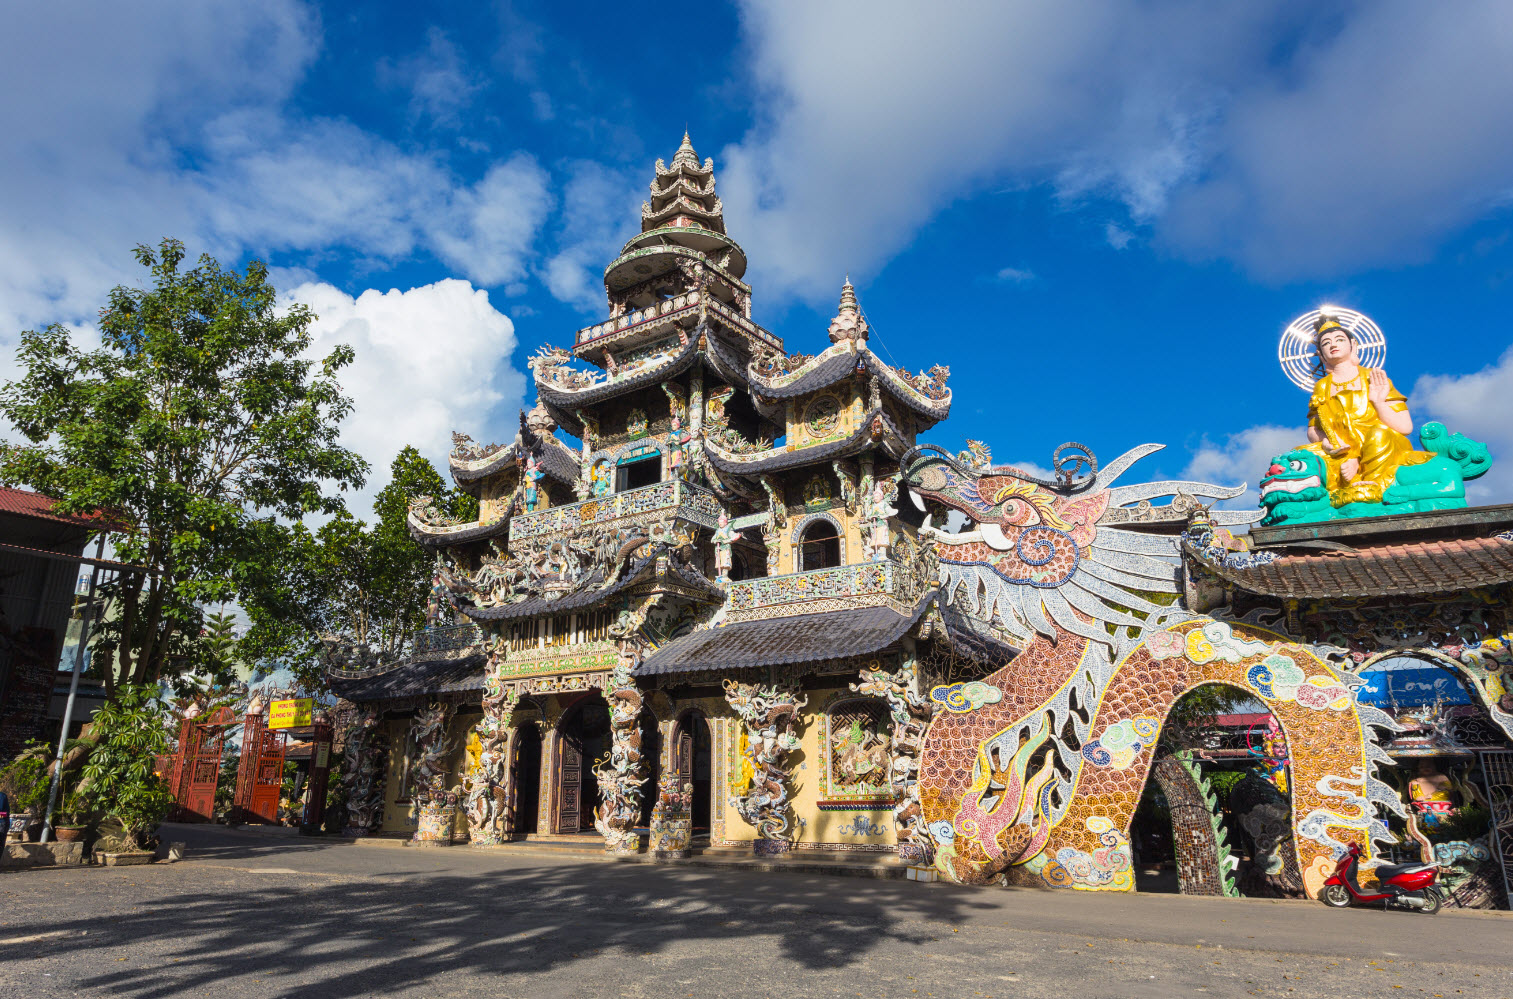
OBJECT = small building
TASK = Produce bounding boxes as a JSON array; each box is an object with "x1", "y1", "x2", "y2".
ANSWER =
[{"x1": 0, "y1": 489, "x2": 102, "y2": 761}]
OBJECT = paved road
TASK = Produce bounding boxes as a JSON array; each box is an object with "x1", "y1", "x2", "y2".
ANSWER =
[{"x1": 1, "y1": 825, "x2": 1507, "y2": 999}]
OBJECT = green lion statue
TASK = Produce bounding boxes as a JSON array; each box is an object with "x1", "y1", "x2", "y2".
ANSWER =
[{"x1": 1260, "y1": 422, "x2": 1490, "y2": 526}]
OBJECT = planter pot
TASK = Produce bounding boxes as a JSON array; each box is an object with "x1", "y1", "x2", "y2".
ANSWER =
[
  {"x1": 53, "y1": 827, "x2": 85, "y2": 843},
  {"x1": 753, "y1": 837, "x2": 792, "y2": 857},
  {"x1": 412, "y1": 801, "x2": 456, "y2": 846}
]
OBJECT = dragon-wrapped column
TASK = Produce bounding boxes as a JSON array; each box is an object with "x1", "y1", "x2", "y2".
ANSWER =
[
  {"x1": 408, "y1": 702, "x2": 457, "y2": 846},
  {"x1": 593, "y1": 653, "x2": 647, "y2": 855},
  {"x1": 465, "y1": 664, "x2": 518, "y2": 846},
  {"x1": 724, "y1": 679, "x2": 807, "y2": 855},
  {"x1": 339, "y1": 706, "x2": 386, "y2": 837},
  {"x1": 852, "y1": 658, "x2": 935, "y2": 863}
]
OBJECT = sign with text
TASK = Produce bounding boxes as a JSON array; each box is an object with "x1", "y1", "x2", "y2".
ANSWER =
[{"x1": 268, "y1": 698, "x2": 314, "y2": 730}]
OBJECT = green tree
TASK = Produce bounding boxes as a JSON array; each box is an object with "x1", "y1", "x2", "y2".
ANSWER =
[
  {"x1": 253, "y1": 446, "x2": 475, "y2": 691},
  {"x1": 0, "y1": 239, "x2": 367, "y2": 697}
]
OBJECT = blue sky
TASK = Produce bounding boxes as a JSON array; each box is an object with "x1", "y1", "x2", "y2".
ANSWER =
[{"x1": 6, "y1": 1, "x2": 1513, "y2": 514}]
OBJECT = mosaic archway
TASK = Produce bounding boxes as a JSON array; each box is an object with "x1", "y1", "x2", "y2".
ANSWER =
[{"x1": 919, "y1": 619, "x2": 1401, "y2": 899}]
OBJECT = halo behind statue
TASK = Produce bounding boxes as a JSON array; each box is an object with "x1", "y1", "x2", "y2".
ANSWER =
[{"x1": 1278, "y1": 306, "x2": 1386, "y2": 391}]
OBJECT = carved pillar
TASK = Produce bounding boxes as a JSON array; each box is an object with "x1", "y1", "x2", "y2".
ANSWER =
[
  {"x1": 852, "y1": 657, "x2": 935, "y2": 862},
  {"x1": 649, "y1": 716, "x2": 691, "y2": 858},
  {"x1": 408, "y1": 702, "x2": 456, "y2": 846},
  {"x1": 593, "y1": 653, "x2": 647, "y2": 854},
  {"x1": 465, "y1": 660, "x2": 517, "y2": 846},
  {"x1": 723, "y1": 679, "x2": 807, "y2": 854},
  {"x1": 340, "y1": 709, "x2": 386, "y2": 837},
  {"x1": 688, "y1": 362, "x2": 704, "y2": 471}
]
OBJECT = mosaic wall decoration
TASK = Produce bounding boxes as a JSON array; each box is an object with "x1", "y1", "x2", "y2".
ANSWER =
[
  {"x1": 903, "y1": 443, "x2": 1401, "y2": 897},
  {"x1": 818, "y1": 694, "x2": 894, "y2": 808}
]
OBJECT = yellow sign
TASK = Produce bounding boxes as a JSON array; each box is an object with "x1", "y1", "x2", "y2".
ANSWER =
[{"x1": 268, "y1": 698, "x2": 314, "y2": 730}]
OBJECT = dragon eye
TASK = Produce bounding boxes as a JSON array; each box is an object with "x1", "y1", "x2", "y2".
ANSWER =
[{"x1": 1289, "y1": 459, "x2": 1305, "y2": 472}]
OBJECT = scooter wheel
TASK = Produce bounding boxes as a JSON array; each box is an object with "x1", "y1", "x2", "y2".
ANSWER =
[
  {"x1": 1320, "y1": 884, "x2": 1352, "y2": 907},
  {"x1": 1416, "y1": 890, "x2": 1441, "y2": 916}
]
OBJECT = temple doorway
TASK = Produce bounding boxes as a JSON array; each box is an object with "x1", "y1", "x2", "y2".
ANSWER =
[
  {"x1": 511, "y1": 721, "x2": 542, "y2": 835},
  {"x1": 672, "y1": 710, "x2": 713, "y2": 837},
  {"x1": 555, "y1": 695, "x2": 611, "y2": 833}
]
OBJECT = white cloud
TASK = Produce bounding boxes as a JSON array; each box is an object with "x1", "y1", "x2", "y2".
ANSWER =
[
  {"x1": 994, "y1": 266, "x2": 1037, "y2": 285},
  {"x1": 1413, "y1": 348, "x2": 1513, "y2": 505},
  {"x1": 1181, "y1": 424, "x2": 1308, "y2": 506},
  {"x1": 718, "y1": 1, "x2": 1513, "y2": 300},
  {"x1": 539, "y1": 162, "x2": 642, "y2": 313},
  {"x1": 0, "y1": 0, "x2": 553, "y2": 342},
  {"x1": 289, "y1": 279, "x2": 526, "y2": 515},
  {"x1": 379, "y1": 27, "x2": 485, "y2": 130}
]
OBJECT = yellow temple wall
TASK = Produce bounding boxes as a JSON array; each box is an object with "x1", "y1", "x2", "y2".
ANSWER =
[{"x1": 379, "y1": 718, "x2": 417, "y2": 835}]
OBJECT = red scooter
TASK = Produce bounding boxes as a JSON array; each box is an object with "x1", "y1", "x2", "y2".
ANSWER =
[{"x1": 1319, "y1": 842, "x2": 1443, "y2": 914}]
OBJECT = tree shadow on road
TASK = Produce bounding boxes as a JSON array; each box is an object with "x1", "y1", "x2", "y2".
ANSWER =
[{"x1": 3, "y1": 833, "x2": 995, "y2": 999}]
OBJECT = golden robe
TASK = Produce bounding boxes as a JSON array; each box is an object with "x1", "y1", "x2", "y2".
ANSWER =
[{"x1": 1305, "y1": 367, "x2": 1433, "y2": 506}]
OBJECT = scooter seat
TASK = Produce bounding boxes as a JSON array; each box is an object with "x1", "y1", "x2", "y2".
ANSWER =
[{"x1": 1373, "y1": 861, "x2": 1435, "y2": 880}]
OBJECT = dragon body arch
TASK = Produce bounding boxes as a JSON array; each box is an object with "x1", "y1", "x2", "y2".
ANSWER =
[{"x1": 901, "y1": 443, "x2": 1404, "y2": 896}]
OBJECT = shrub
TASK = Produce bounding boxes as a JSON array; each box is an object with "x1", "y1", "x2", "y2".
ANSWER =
[{"x1": 79, "y1": 685, "x2": 174, "y2": 849}]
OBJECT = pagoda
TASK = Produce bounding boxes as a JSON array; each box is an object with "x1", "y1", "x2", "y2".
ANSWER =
[{"x1": 331, "y1": 133, "x2": 953, "y2": 858}]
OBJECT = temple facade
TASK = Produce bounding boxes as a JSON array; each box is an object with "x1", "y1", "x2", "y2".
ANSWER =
[
  {"x1": 328, "y1": 136, "x2": 1513, "y2": 905},
  {"x1": 331, "y1": 134, "x2": 950, "y2": 860}
]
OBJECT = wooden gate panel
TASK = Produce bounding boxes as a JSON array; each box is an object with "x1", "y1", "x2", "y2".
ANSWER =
[{"x1": 556, "y1": 732, "x2": 582, "y2": 833}]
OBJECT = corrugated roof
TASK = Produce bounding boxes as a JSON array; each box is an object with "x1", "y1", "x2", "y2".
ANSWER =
[{"x1": 0, "y1": 488, "x2": 116, "y2": 528}]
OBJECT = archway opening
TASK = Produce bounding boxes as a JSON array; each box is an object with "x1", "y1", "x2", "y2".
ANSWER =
[
  {"x1": 556, "y1": 695, "x2": 612, "y2": 833},
  {"x1": 672, "y1": 710, "x2": 713, "y2": 837},
  {"x1": 799, "y1": 518, "x2": 841, "y2": 571},
  {"x1": 511, "y1": 721, "x2": 542, "y2": 836},
  {"x1": 1358, "y1": 655, "x2": 1510, "y2": 908},
  {"x1": 1131, "y1": 683, "x2": 1267, "y2": 896}
]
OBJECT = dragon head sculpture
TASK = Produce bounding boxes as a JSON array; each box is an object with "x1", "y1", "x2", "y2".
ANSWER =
[
  {"x1": 901, "y1": 442, "x2": 1258, "y2": 657},
  {"x1": 1257, "y1": 449, "x2": 1331, "y2": 526}
]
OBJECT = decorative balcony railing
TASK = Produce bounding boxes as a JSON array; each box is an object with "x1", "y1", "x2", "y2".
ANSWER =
[
  {"x1": 576, "y1": 292, "x2": 700, "y2": 347},
  {"x1": 726, "y1": 559, "x2": 927, "y2": 614},
  {"x1": 412, "y1": 622, "x2": 483, "y2": 655},
  {"x1": 510, "y1": 478, "x2": 723, "y2": 542}
]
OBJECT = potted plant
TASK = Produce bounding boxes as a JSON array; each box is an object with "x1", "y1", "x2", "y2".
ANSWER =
[
  {"x1": 0, "y1": 749, "x2": 50, "y2": 841},
  {"x1": 78, "y1": 685, "x2": 174, "y2": 859},
  {"x1": 52, "y1": 791, "x2": 92, "y2": 842}
]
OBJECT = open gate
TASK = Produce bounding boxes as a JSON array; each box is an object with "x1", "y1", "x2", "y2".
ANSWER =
[
  {"x1": 234, "y1": 707, "x2": 287, "y2": 824},
  {"x1": 166, "y1": 707, "x2": 236, "y2": 822}
]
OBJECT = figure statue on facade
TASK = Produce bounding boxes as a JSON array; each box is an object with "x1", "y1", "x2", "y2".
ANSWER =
[
  {"x1": 711, "y1": 510, "x2": 737, "y2": 581},
  {"x1": 724, "y1": 679, "x2": 807, "y2": 850},
  {"x1": 1260, "y1": 309, "x2": 1491, "y2": 525},
  {"x1": 1408, "y1": 758, "x2": 1458, "y2": 831},
  {"x1": 524, "y1": 456, "x2": 543, "y2": 512},
  {"x1": 862, "y1": 479, "x2": 898, "y2": 561},
  {"x1": 590, "y1": 459, "x2": 612, "y2": 497},
  {"x1": 668, "y1": 415, "x2": 688, "y2": 478}
]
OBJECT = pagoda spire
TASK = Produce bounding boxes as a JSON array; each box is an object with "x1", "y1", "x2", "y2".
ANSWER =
[
  {"x1": 644, "y1": 131, "x2": 724, "y2": 235},
  {"x1": 828, "y1": 275, "x2": 869, "y2": 344}
]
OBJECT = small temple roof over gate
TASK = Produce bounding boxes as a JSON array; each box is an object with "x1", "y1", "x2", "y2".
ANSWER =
[
  {"x1": 328, "y1": 653, "x2": 487, "y2": 702},
  {"x1": 636, "y1": 593, "x2": 934, "y2": 675},
  {"x1": 1196, "y1": 533, "x2": 1513, "y2": 599},
  {"x1": 1190, "y1": 504, "x2": 1513, "y2": 599}
]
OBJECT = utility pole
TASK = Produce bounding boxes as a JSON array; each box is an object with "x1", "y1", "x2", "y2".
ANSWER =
[{"x1": 40, "y1": 534, "x2": 106, "y2": 842}]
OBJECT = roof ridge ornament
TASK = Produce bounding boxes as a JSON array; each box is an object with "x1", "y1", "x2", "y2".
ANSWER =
[{"x1": 828, "y1": 275, "x2": 869, "y2": 344}]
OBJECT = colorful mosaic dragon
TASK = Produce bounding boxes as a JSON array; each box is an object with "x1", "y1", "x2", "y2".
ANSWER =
[{"x1": 901, "y1": 442, "x2": 1406, "y2": 896}]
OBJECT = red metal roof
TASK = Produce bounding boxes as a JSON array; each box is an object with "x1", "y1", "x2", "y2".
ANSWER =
[{"x1": 0, "y1": 487, "x2": 120, "y2": 529}]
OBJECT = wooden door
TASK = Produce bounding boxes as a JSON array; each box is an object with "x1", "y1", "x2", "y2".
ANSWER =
[
  {"x1": 556, "y1": 729, "x2": 582, "y2": 833},
  {"x1": 677, "y1": 728, "x2": 694, "y2": 789}
]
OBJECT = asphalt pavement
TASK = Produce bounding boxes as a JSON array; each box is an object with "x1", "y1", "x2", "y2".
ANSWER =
[{"x1": 0, "y1": 823, "x2": 1507, "y2": 999}]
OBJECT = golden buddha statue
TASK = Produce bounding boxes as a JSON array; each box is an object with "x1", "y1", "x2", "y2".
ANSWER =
[{"x1": 1303, "y1": 315, "x2": 1434, "y2": 506}]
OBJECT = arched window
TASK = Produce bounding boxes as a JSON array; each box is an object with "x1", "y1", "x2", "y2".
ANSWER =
[{"x1": 800, "y1": 518, "x2": 841, "y2": 571}]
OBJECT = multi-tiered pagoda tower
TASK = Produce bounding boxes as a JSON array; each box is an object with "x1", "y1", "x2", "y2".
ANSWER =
[{"x1": 331, "y1": 134, "x2": 953, "y2": 859}]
